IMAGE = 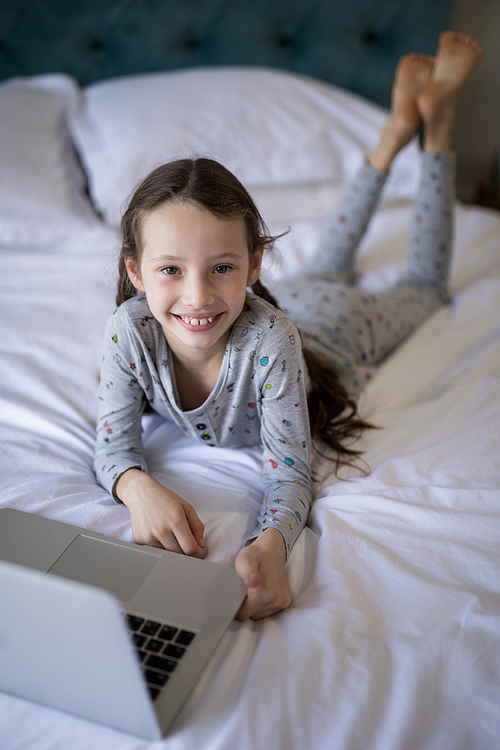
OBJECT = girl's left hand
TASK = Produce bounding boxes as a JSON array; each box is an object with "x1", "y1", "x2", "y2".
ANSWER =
[{"x1": 235, "y1": 528, "x2": 292, "y2": 621}]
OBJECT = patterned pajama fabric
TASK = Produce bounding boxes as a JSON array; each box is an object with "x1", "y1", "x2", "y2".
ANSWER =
[
  {"x1": 274, "y1": 152, "x2": 456, "y2": 395},
  {"x1": 95, "y1": 293, "x2": 312, "y2": 556}
]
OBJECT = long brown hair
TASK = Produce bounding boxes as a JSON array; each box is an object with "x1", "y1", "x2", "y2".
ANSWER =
[
  {"x1": 251, "y1": 280, "x2": 374, "y2": 476},
  {"x1": 117, "y1": 157, "x2": 374, "y2": 475}
]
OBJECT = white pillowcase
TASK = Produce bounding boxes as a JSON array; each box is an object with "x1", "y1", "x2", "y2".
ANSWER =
[
  {"x1": 70, "y1": 67, "x2": 421, "y2": 227},
  {"x1": 0, "y1": 75, "x2": 100, "y2": 244}
]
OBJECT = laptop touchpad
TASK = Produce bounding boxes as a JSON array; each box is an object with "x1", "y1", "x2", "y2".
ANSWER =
[{"x1": 47, "y1": 535, "x2": 161, "y2": 602}]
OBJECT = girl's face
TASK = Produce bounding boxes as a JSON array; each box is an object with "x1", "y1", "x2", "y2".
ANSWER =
[{"x1": 125, "y1": 200, "x2": 263, "y2": 362}]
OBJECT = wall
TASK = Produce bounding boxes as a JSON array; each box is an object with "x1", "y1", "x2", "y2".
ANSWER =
[{"x1": 452, "y1": 0, "x2": 500, "y2": 202}]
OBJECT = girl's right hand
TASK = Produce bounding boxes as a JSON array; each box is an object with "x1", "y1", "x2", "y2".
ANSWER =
[{"x1": 115, "y1": 469, "x2": 208, "y2": 558}]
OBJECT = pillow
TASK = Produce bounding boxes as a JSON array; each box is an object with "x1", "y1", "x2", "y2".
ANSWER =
[
  {"x1": 0, "y1": 75, "x2": 101, "y2": 244},
  {"x1": 70, "y1": 67, "x2": 420, "y2": 227}
]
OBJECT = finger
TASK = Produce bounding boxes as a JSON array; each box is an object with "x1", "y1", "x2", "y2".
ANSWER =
[
  {"x1": 129, "y1": 513, "x2": 184, "y2": 552},
  {"x1": 136, "y1": 528, "x2": 184, "y2": 554},
  {"x1": 132, "y1": 515, "x2": 192, "y2": 555},
  {"x1": 183, "y1": 503, "x2": 206, "y2": 549},
  {"x1": 237, "y1": 590, "x2": 291, "y2": 621},
  {"x1": 236, "y1": 603, "x2": 250, "y2": 621},
  {"x1": 235, "y1": 550, "x2": 263, "y2": 588},
  {"x1": 236, "y1": 593, "x2": 256, "y2": 621},
  {"x1": 169, "y1": 516, "x2": 208, "y2": 558},
  {"x1": 236, "y1": 597, "x2": 260, "y2": 621},
  {"x1": 155, "y1": 532, "x2": 184, "y2": 555},
  {"x1": 246, "y1": 572, "x2": 263, "y2": 587},
  {"x1": 236, "y1": 589, "x2": 278, "y2": 621}
]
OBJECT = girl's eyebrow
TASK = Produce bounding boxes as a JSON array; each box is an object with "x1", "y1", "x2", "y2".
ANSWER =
[
  {"x1": 149, "y1": 255, "x2": 182, "y2": 263},
  {"x1": 149, "y1": 252, "x2": 245, "y2": 263}
]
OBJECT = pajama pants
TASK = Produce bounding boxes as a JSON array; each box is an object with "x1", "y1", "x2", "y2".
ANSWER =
[{"x1": 274, "y1": 152, "x2": 456, "y2": 394}]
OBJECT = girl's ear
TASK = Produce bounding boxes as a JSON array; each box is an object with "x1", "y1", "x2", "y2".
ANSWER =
[
  {"x1": 247, "y1": 246, "x2": 264, "y2": 287},
  {"x1": 124, "y1": 258, "x2": 145, "y2": 292}
]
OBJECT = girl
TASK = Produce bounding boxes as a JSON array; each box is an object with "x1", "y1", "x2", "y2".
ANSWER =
[{"x1": 95, "y1": 32, "x2": 482, "y2": 621}]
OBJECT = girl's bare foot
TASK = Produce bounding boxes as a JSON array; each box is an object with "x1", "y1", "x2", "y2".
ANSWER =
[
  {"x1": 369, "y1": 53, "x2": 434, "y2": 173},
  {"x1": 418, "y1": 31, "x2": 483, "y2": 152},
  {"x1": 391, "y1": 53, "x2": 435, "y2": 145}
]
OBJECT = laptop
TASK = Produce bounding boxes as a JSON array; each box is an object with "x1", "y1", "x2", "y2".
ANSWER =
[{"x1": 0, "y1": 508, "x2": 246, "y2": 739}]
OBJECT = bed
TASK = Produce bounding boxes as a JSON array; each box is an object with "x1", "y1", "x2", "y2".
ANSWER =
[{"x1": 1, "y1": 7, "x2": 500, "y2": 750}]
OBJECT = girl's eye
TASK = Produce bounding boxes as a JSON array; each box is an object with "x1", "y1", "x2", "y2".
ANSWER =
[
  {"x1": 214, "y1": 265, "x2": 232, "y2": 274},
  {"x1": 161, "y1": 267, "x2": 179, "y2": 276}
]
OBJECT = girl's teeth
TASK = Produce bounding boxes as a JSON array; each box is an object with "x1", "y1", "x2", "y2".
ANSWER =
[{"x1": 182, "y1": 316, "x2": 215, "y2": 326}]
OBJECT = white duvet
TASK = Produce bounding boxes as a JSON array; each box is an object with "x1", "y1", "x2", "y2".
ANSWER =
[{"x1": 0, "y1": 67, "x2": 499, "y2": 749}]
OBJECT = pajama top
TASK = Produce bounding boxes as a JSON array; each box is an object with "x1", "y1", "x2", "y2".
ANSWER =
[{"x1": 94, "y1": 292, "x2": 312, "y2": 556}]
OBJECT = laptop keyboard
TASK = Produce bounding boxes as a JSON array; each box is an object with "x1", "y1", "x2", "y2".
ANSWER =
[{"x1": 125, "y1": 613, "x2": 197, "y2": 701}]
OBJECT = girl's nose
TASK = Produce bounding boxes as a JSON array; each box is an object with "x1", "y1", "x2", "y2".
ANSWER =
[{"x1": 182, "y1": 275, "x2": 215, "y2": 309}]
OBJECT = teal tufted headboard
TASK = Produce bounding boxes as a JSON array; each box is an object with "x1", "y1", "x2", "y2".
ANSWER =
[{"x1": 0, "y1": 0, "x2": 451, "y2": 109}]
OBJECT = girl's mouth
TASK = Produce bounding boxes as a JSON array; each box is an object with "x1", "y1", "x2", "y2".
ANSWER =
[{"x1": 174, "y1": 313, "x2": 222, "y2": 331}]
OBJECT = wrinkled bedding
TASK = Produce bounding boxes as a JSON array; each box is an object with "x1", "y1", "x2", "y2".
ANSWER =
[{"x1": 1, "y1": 67, "x2": 499, "y2": 749}]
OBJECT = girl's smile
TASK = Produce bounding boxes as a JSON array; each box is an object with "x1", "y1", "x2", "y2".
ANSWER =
[
  {"x1": 125, "y1": 200, "x2": 263, "y2": 363},
  {"x1": 174, "y1": 312, "x2": 222, "y2": 330}
]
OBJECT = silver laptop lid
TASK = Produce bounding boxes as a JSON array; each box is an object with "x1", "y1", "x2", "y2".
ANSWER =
[
  {"x1": 0, "y1": 509, "x2": 246, "y2": 738},
  {"x1": 0, "y1": 560, "x2": 162, "y2": 739}
]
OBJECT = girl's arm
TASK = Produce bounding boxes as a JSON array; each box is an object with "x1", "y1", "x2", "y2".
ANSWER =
[
  {"x1": 231, "y1": 314, "x2": 312, "y2": 619},
  {"x1": 254, "y1": 317, "x2": 313, "y2": 558},
  {"x1": 96, "y1": 306, "x2": 207, "y2": 558},
  {"x1": 94, "y1": 310, "x2": 150, "y2": 493},
  {"x1": 234, "y1": 528, "x2": 292, "y2": 620}
]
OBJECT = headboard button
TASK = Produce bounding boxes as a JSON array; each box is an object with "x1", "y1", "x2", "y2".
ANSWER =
[
  {"x1": 182, "y1": 35, "x2": 201, "y2": 53},
  {"x1": 88, "y1": 38, "x2": 104, "y2": 54},
  {"x1": 361, "y1": 29, "x2": 379, "y2": 46},
  {"x1": 275, "y1": 32, "x2": 293, "y2": 50}
]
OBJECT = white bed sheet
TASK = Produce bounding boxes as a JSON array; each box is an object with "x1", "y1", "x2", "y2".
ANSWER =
[{"x1": 1, "y1": 188, "x2": 499, "y2": 749}]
